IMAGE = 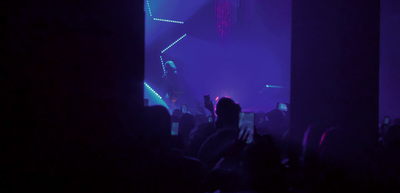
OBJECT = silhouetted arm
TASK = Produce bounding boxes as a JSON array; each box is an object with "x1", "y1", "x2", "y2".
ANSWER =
[{"x1": 204, "y1": 100, "x2": 215, "y2": 123}]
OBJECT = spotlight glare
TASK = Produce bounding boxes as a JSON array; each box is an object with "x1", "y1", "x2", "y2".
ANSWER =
[
  {"x1": 161, "y1": 34, "x2": 187, "y2": 53},
  {"x1": 153, "y1": 18, "x2": 184, "y2": 24},
  {"x1": 144, "y1": 82, "x2": 162, "y2": 99}
]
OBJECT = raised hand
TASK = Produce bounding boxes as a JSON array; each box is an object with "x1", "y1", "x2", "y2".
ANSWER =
[
  {"x1": 204, "y1": 100, "x2": 214, "y2": 113},
  {"x1": 225, "y1": 127, "x2": 250, "y2": 158},
  {"x1": 204, "y1": 95, "x2": 215, "y2": 123},
  {"x1": 213, "y1": 128, "x2": 250, "y2": 169}
]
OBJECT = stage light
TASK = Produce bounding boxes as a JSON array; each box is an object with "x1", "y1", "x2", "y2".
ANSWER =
[
  {"x1": 161, "y1": 34, "x2": 187, "y2": 53},
  {"x1": 146, "y1": 0, "x2": 152, "y2": 17},
  {"x1": 153, "y1": 18, "x2": 184, "y2": 24},
  {"x1": 265, "y1": 85, "x2": 283, "y2": 88},
  {"x1": 144, "y1": 82, "x2": 169, "y2": 110},
  {"x1": 144, "y1": 82, "x2": 162, "y2": 99},
  {"x1": 160, "y1": 56, "x2": 165, "y2": 74}
]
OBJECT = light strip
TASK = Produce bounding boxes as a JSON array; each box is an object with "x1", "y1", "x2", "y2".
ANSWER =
[
  {"x1": 153, "y1": 18, "x2": 184, "y2": 24},
  {"x1": 146, "y1": 0, "x2": 153, "y2": 17},
  {"x1": 144, "y1": 82, "x2": 162, "y2": 99},
  {"x1": 161, "y1": 34, "x2": 187, "y2": 53},
  {"x1": 160, "y1": 56, "x2": 165, "y2": 74},
  {"x1": 265, "y1": 85, "x2": 283, "y2": 88}
]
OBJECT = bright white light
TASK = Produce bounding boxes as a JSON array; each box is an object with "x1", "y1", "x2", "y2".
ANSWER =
[
  {"x1": 153, "y1": 18, "x2": 184, "y2": 24},
  {"x1": 146, "y1": 0, "x2": 152, "y2": 17},
  {"x1": 144, "y1": 82, "x2": 162, "y2": 99},
  {"x1": 161, "y1": 34, "x2": 187, "y2": 53},
  {"x1": 160, "y1": 56, "x2": 165, "y2": 74}
]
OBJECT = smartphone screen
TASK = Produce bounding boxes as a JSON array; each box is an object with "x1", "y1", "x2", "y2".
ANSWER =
[
  {"x1": 239, "y1": 112, "x2": 255, "y2": 144},
  {"x1": 182, "y1": 104, "x2": 188, "y2": 114},
  {"x1": 277, "y1": 103, "x2": 288, "y2": 112},
  {"x1": 384, "y1": 116, "x2": 390, "y2": 125},
  {"x1": 171, "y1": 122, "x2": 179, "y2": 136}
]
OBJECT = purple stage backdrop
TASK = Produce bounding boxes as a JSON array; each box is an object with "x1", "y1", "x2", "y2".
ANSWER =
[
  {"x1": 145, "y1": 0, "x2": 292, "y2": 112},
  {"x1": 380, "y1": 0, "x2": 400, "y2": 121}
]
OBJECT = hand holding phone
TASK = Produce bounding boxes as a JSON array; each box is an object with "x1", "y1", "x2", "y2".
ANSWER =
[
  {"x1": 239, "y1": 112, "x2": 255, "y2": 144},
  {"x1": 384, "y1": 116, "x2": 390, "y2": 125},
  {"x1": 225, "y1": 128, "x2": 250, "y2": 158},
  {"x1": 171, "y1": 122, "x2": 179, "y2": 136},
  {"x1": 204, "y1": 94, "x2": 215, "y2": 123},
  {"x1": 204, "y1": 95, "x2": 213, "y2": 112},
  {"x1": 277, "y1": 103, "x2": 288, "y2": 112},
  {"x1": 182, "y1": 104, "x2": 188, "y2": 114}
]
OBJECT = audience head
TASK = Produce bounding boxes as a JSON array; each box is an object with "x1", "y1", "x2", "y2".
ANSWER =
[
  {"x1": 144, "y1": 105, "x2": 172, "y2": 151},
  {"x1": 179, "y1": 113, "x2": 195, "y2": 142},
  {"x1": 216, "y1": 97, "x2": 241, "y2": 129},
  {"x1": 394, "y1": 118, "x2": 400, "y2": 126},
  {"x1": 172, "y1": 109, "x2": 183, "y2": 121},
  {"x1": 384, "y1": 124, "x2": 400, "y2": 150},
  {"x1": 266, "y1": 109, "x2": 284, "y2": 125},
  {"x1": 245, "y1": 135, "x2": 284, "y2": 192}
]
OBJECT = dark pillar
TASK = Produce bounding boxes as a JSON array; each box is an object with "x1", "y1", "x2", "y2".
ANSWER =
[
  {"x1": 290, "y1": 1, "x2": 380, "y2": 144},
  {"x1": 4, "y1": 0, "x2": 144, "y2": 191}
]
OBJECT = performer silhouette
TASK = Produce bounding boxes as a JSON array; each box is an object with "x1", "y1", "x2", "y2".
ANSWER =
[{"x1": 162, "y1": 61, "x2": 183, "y2": 109}]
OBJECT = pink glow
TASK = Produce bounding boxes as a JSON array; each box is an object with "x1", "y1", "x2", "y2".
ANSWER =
[
  {"x1": 319, "y1": 127, "x2": 336, "y2": 147},
  {"x1": 302, "y1": 124, "x2": 313, "y2": 147},
  {"x1": 319, "y1": 131, "x2": 328, "y2": 147},
  {"x1": 215, "y1": 0, "x2": 232, "y2": 42}
]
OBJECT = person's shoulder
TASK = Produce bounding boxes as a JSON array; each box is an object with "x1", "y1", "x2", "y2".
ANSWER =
[
  {"x1": 217, "y1": 126, "x2": 238, "y2": 136},
  {"x1": 196, "y1": 123, "x2": 217, "y2": 135},
  {"x1": 201, "y1": 127, "x2": 237, "y2": 146},
  {"x1": 192, "y1": 122, "x2": 214, "y2": 132},
  {"x1": 182, "y1": 155, "x2": 204, "y2": 167},
  {"x1": 201, "y1": 129, "x2": 220, "y2": 144}
]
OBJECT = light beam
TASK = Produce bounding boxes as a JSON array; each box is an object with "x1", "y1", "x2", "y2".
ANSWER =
[
  {"x1": 160, "y1": 56, "x2": 165, "y2": 74},
  {"x1": 265, "y1": 85, "x2": 283, "y2": 88},
  {"x1": 153, "y1": 18, "x2": 184, "y2": 24},
  {"x1": 144, "y1": 82, "x2": 162, "y2": 99},
  {"x1": 161, "y1": 34, "x2": 187, "y2": 53},
  {"x1": 146, "y1": 0, "x2": 153, "y2": 17}
]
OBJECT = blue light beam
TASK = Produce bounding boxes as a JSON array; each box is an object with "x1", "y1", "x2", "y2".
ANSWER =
[
  {"x1": 161, "y1": 34, "x2": 187, "y2": 53},
  {"x1": 153, "y1": 18, "x2": 184, "y2": 24},
  {"x1": 144, "y1": 82, "x2": 169, "y2": 109},
  {"x1": 160, "y1": 56, "x2": 165, "y2": 74},
  {"x1": 144, "y1": 82, "x2": 162, "y2": 99},
  {"x1": 266, "y1": 85, "x2": 283, "y2": 88},
  {"x1": 146, "y1": 0, "x2": 153, "y2": 17}
]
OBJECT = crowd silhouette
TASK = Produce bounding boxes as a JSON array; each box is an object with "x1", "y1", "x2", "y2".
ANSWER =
[{"x1": 137, "y1": 97, "x2": 400, "y2": 193}]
